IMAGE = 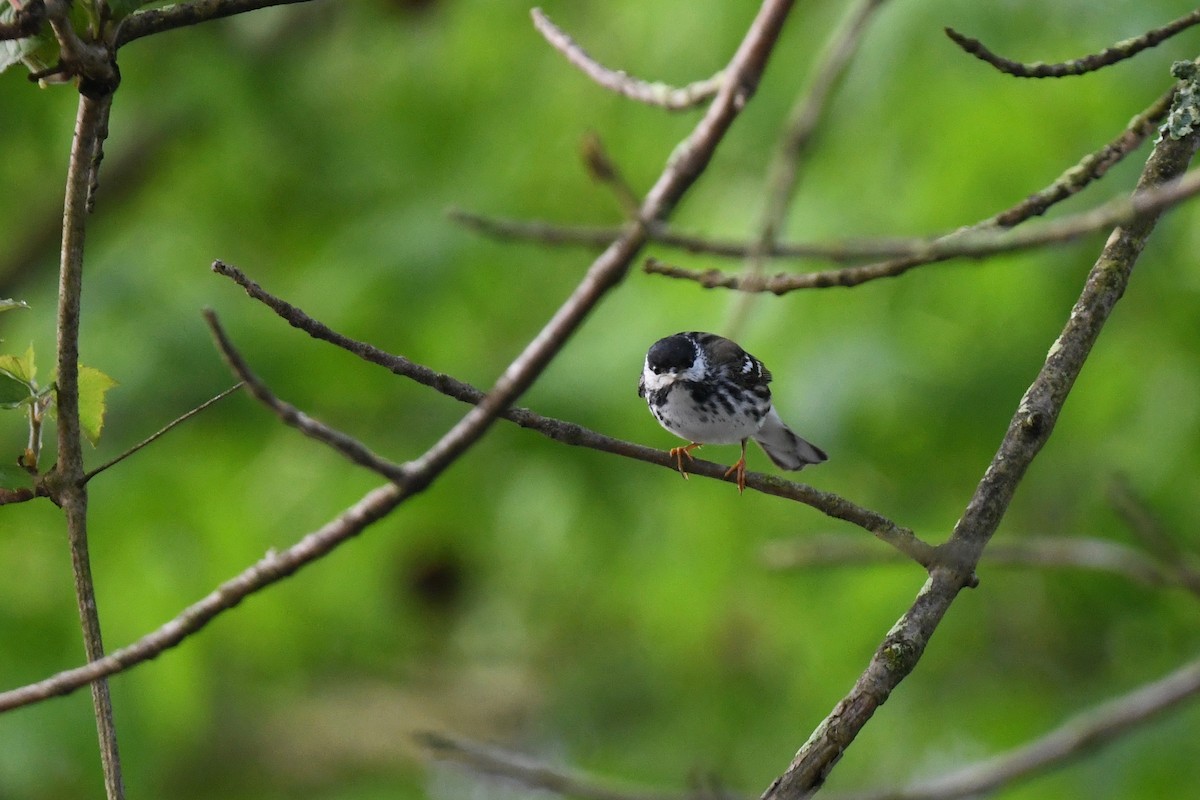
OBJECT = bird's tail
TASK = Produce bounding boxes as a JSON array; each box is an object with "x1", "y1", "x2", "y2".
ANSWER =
[{"x1": 753, "y1": 407, "x2": 827, "y2": 470}]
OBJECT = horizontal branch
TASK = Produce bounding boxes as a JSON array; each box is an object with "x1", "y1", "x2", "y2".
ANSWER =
[
  {"x1": 210, "y1": 260, "x2": 935, "y2": 568},
  {"x1": 531, "y1": 8, "x2": 723, "y2": 110},
  {"x1": 646, "y1": 162, "x2": 1200, "y2": 292},
  {"x1": 762, "y1": 534, "x2": 1190, "y2": 591},
  {"x1": 945, "y1": 8, "x2": 1200, "y2": 78},
  {"x1": 453, "y1": 86, "x2": 1171, "y2": 284},
  {"x1": 115, "y1": 0, "x2": 315, "y2": 47},
  {"x1": 420, "y1": 732, "x2": 681, "y2": 800}
]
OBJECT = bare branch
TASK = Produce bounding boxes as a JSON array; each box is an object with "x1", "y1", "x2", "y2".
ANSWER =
[
  {"x1": 114, "y1": 0, "x2": 315, "y2": 48},
  {"x1": 727, "y1": 0, "x2": 892, "y2": 334},
  {"x1": 83, "y1": 383, "x2": 243, "y2": 483},
  {"x1": 762, "y1": 534, "x2": 1186, "y2": 590},
  {"x1": 831, "y1": 655, "x2": 1200, "y2": 800},
  {"x1": 645, "y1": 161, "x2": 1200, "y2": 292},
  {"x1": 424, "y1": 653, "x2": 1200, "y2": 800},
  {"x1": 581, "y1": 131, "x2": 642, "y2": 218},
  {"x1": 202, "y1": 310, "x2": 408, "y2": 482},
  {"x1": 210, "y1": 260, "x2": 935, "y2": 567},
  {"x1": 410, "y1": 0, "x2": 798, "y2": 489},
  {"x1": 0, "y1": 480, "x2": 409, "y2": 714},
  {"x1": 53, "y1": 86, "x2": 125, "y2": 800},
  {"x1": 0, "y1": 0, "x2": 803, "y2": 718},
  {"x1": 761, "y1": 94, "x2": 1200, "y2": 800},
  {"x1": 1107, "y1": 475, "x2": 1200, "y2": 598},
  {"x1": 990, "y1": 86, "x2": 1174, "y2": 226},
  {"x1": 946, "y1": 9, "x2": 1200, "y2": 78},
  {"x1": 531, "y1": 7, "x2": 723, "y2": 110},
  {"x1": 451, "y1": 87, "x2": 1172, "y2": 268},
  {"x1": 420, "y1": 731, "x2": 682, "y2": 800}
]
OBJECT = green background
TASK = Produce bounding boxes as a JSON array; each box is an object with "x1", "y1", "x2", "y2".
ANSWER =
[{"x1": 2, "y1": 0, "x2": 1199, "y2": 797}]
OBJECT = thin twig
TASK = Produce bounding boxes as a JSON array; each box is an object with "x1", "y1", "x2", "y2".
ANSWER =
[
  {"x1": 581, "y1": 131, "x2": 641, "y2": 218},
  {"x1": 1107, "y1": 475, "x2": 1200, "y2": 598},
  {"x1": 453, "y1": 87, "x2": 1171, "y2": 275},
  {"x1": 946, "y1": 9, "x2": 1200, "y2": 78},
  {"x1": 727, "y1": 0, "x2": 891, "y2": 335},
  {"x1": 645, "y1": 161, "x2": 1200, "y2": 292},
  {"x1": 761, "y1": 89, "x2": 1200, "y2": 800},
  {"x1": 406, "y1": 0, "x2": 797, "y2": 494},
  {"x1": 830, "y1": 654, "x2": 1200, "y2": 800},
  {"x1": 762, "y1": 534, "x2": 1185, "y2": 590},
  {"x1": 531, "y1": 7, "x2": 724, "y2": 111},
  {"x1": 83, "y1": 383, "x2": 243, "y2": 483},
  {"x1": 210, "y1": 260, "x2": 934, "y2": 567},
  {"x1": 202, "y1": 311, "x2": 408, "y2": 482}
]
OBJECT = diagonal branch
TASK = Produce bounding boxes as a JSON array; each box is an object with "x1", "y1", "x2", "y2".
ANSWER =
[
  {"x1": 946, "y1": 9, "x2": 1200, "y2": 79},
  {"x1": 114, "y1": 0, "x2": 315, "y2": 48},
  {"x1": 203, "y1": 311, "x2": 408, "y2": 482},
  {"x1": 0, "y1": 0, "x2": 804, "y2": 717},
  {"x1": 761, "y1": 90, "x2": 1200, "y2": 800},
  {"x1": 83, "y1": 383, "x2": 243, "y2": 483},
  {"x1": 727, "y1": 0, "x2": 892, "y2": 334},
  {"x1": 830, "y1": 654, "x2": 1200, "y2": 800},
  {"x1": 532, "y1": 7, "x2": 724, "y2": 111},
  {"x1": 210, "y1": 260, "x2": 934, "y2": 567},
  {"x1": 422, "y1": 650, "x2": 1200, "y2": 800},
  {"x1": 453, "y1": 86, "x2": 1170, "y2": 281},
  {"x1": 0, "y1": 479, "x2": 410, "y2": 714},
  {"x1": 405, "y1": 0, "x2": 797, "y2": 496}
]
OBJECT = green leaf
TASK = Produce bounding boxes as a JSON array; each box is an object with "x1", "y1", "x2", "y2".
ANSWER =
[
  {"x1": 78, "y1": 365, "x2": 117, "y2": 446},
  {"x1": 0, "y1": 369, "x2": 31, "y2": 408},
  {"x1": 0, "y1": 344, "x2": 36, "y2": 383},
  {"x1": 0, "y1": 298, "x2": 29, "y2": 313},
  {"x1": 0, "y1": 346, "x2": 36, "y2": 408}
]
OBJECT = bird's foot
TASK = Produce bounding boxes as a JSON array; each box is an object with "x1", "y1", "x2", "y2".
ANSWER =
[
  {"x1": 668, "y1": 443, "x2": 702, "y2": 479},
  {"x1": 723, "y1": 455, "x2": 748, "y2": 494}
]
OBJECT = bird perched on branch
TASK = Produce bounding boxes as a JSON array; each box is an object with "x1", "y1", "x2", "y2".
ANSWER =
[{"x1": 638, "y1": 331, "x2": 827, "y2": 493}]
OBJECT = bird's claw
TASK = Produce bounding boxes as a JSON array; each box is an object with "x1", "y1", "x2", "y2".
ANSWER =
[
  {"x1": 723, "y1": 455, "x2": 748, "y2": 494},
  {"x1": 668, "y1": 443, "x2": 701, "y2": 479}
]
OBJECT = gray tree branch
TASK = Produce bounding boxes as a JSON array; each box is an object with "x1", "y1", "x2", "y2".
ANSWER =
[
  {"x1": 0, "y1": 0, "x2": 806, "y2": 717},
  {"x1": 760, "y1": 91, "x2": 1200, "y2": 800}
]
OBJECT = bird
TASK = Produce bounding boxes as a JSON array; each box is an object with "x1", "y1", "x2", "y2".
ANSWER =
[{"x1": 637, "y1": 331, "x2": 827, "y2": 493}]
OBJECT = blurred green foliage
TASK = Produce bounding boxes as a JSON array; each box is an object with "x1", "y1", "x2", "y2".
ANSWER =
[{"x1": 1, "y1": 0, "x2": 1200, "y2": 798}]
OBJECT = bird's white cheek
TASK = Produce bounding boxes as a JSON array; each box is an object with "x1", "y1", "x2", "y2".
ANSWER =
[{"x1": 640, "y1": 370, "x2": 676, "y2": 393}]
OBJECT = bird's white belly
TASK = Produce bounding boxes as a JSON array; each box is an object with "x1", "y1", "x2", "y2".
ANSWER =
[{"x1": 651, "y1": 387, "x2": 764, "y2": 444}]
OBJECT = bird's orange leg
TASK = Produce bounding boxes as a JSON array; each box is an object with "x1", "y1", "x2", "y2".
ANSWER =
[
  {"x1": 668, "y1": 442, "x2": 702, "y2": 479},
  {"x1": 723, "y1": 440, "x2": 749, "y2": 494}
]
